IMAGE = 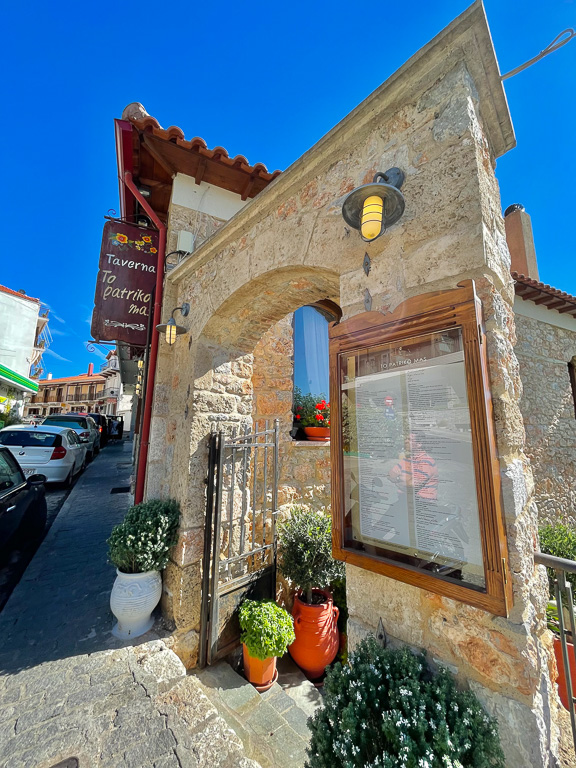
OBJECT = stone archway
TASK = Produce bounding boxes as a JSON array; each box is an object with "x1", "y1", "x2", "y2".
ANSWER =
[{"x1": 147, "y1": 10, "x2": 559, "y2": 764}]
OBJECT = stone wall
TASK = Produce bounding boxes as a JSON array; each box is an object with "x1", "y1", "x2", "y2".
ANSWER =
[
  {"x1": 514, "y1": 303, "x2": 576, "y2": 526},
  {"x1": 147, "y1": 8, "x2": 559, "y2": 765}
]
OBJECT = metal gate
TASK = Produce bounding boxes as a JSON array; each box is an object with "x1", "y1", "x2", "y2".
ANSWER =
[{"x1": 199, "y1": 419, "x2": 279, "y2": 667}]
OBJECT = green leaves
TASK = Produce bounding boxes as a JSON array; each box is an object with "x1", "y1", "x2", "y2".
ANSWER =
[
  {"x1": 239, "y1": 600, "x2": 295, "y2": 661},
  {"x1": 278, "y1": 506, "x2": 345, "y2": 602},
  {"x1": 107, "y1": 499, "x2": 180, "y2": 574},
  {"x1": 306, "y1": 636, "x2": 505, "y2": 768},
  {"x1": 539, "y1": 522, "x2": 576, "y2": 593}
]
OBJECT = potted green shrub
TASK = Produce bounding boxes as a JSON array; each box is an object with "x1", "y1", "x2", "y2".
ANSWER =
[
  {"x1": 539, "y1": 522, "x2": 576, "y2": 709},
  {"x1": 278, "y1": 506, "x2": 345, "y2": 680},
  {"x1": 307, "y1": 635, "x2": 505, "y2": 767},
  {"x1": 108, "y1": 499, "x2": 180, "y2": 639},
  {"x1": 239, "y1": 599, "x2": 295, "y2": 691}
]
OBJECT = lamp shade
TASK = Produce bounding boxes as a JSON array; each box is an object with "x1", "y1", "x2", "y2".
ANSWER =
[
  {"x1": 342, "y1": 169, "x2": 405, "y2": 242},
  {"x1": 155, "y1": 318, "x2": 187, "y2": 344}
]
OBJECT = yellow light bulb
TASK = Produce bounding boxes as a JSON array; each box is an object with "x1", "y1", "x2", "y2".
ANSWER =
[
  {"x1": 361, "y1": 195, "x2": 383, "y2": 241},
  {"x1": 166, "y1": 321, "x2": 177, "y2": 345}
]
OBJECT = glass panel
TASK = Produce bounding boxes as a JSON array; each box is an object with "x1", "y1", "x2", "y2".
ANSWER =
[
  {"x1": 44, "y1": 417, "x2": 87, "y2": 428},
  {"x1": 0, "y1": 451, "x2": 25, "y2": 491},
  {"x1": 293, "y1": 306, "x2": 329, "y2": 397},
  {"x1": 340, "y1": 327, "x2": 485, "y2": 590},
  {"x1": 0, "y1": 431, "x2": 60, "y2": 447}
]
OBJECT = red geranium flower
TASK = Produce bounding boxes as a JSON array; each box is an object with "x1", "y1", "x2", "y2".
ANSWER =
[
  {"x1": 315, "y1": 413, "x2": 323, "y2": 420},
  {"x1": 295, "y1": 414, "x2": 301, "y2": 420}
]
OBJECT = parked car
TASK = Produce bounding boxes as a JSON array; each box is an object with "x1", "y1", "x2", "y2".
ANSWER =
[
  {"x1": 42, "y1": 414, "x2": 100, "y2": 460},
  {"x1": 86, "y1": 413, "x2": 109, "y2": 447},
  {"x1": 0, "y1": 425, "x2": 87, "y2": 486},
  {"x1": 0, "y1": 446, "x2": 47, "y2": 559}
]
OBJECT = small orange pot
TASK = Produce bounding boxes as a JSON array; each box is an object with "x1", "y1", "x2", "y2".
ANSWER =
[
  {"x1": 303, "y1": 427, "x2": 330, "y2": 442},
  {"x1": 554, "y1": 635, "x2": 576, "y2": 710},
  {"x1": 242, "y1": 643, "x2": 278, "y2": 692},
  {"x1": 289, "y1": 589, "x2": 339, "y2": 680}
]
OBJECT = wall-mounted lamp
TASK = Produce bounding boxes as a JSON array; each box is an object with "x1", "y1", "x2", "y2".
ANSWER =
[
  {"x1": 156, "y1": 303, "x2": 190, "y2": 345},
  {"x1": 137, "y1": 360, "x2": 144, "y2": 370},
  {"x1": 342, "y1": 168, "x2": 405, "y2": 242}
]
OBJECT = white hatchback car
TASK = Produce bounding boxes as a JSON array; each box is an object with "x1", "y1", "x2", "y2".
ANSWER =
[{"x1": 0, "y1": 424, "x2": 87, "y2": 486}]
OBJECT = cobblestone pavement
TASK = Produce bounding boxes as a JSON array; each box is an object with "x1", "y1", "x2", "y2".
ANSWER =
[{"x1": 0, "y1": 442, "x2": 261, "y2": 768}]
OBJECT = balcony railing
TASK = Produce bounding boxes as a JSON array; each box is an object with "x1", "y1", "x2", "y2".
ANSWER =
[
  {"x1": 534, "y1": 551, "x2": 576, "y2": 753},
  {"x1": 31, "y1": 394, "x2": 60, "y2": 404},
  {"x1": 66, "y1": 391, "x2": 105, "y2": 402}
]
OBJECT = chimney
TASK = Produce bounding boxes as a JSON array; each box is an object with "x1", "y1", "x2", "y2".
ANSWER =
[
  {"x1": 47, "y1": 373, "x2": 52, "y2": 380},
  {"x1": 88, "y1": 363, "x2": 94, "y2": 376},
  {"x1": 504, "y1": 204, "x2": 539, "y2": 280}
]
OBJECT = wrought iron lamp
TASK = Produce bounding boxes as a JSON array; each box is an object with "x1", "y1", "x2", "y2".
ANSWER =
[
  {"x1": 341, "y1": 168, "x2": 405, "y2": 242},
  {"x1": 156, "y1": 303, "x2": 190, "y2": 345}
]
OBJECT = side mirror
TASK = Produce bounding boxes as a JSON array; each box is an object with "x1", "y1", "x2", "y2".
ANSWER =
[{"x1": 28, "y1": 474, "x2": 47, "y2": 485}]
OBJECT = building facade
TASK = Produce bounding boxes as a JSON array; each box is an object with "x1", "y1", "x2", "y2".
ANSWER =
[
  {"x1": 505, "y1": 206, "x2": 576, "y2": 527},
  {"x1": 107, "y1": 6, "x2": 568, "y2": 766},
  {"x1": 0, "y1": 284, "x2": 50, "y2": 423}
]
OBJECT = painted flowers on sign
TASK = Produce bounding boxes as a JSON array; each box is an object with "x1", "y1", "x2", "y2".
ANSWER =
[{"x1": 110, "y1": 232, "x2": 157, "y2": 254}]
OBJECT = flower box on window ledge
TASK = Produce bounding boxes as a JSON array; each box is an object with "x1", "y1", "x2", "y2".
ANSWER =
[{"x1": 293, "y1": 388, "x2": 330, "y2": 442}]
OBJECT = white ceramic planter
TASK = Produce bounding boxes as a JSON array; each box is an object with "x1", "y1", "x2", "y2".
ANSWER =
[{"x1": 110, "y1": 569, "x2": 162, "y2": 639}]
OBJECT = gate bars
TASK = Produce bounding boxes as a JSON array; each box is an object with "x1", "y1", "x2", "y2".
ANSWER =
[{"x1": 199, "y1": 419, "x2": 280, "y2": 667}]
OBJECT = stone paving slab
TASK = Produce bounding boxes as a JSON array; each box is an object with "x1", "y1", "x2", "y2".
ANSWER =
[
  {"x1": 195, "y1": 661, "x2": 314, "y2": 768},
  {"x1": 0, "y1": 443, "x2": 261, "y2": 768},
  {"x1": 0, "y1": 640, "x2": 261, "y2": 768}
]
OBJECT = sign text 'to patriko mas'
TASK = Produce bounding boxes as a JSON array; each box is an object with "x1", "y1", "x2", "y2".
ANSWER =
[{"x1": 91, "y1": 221, "x2": 159, "y2": 346}]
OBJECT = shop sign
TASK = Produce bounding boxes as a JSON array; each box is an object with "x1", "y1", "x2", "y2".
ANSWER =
[{"x1": 91, "y1": 221, "x2": 159, "y2": 346}]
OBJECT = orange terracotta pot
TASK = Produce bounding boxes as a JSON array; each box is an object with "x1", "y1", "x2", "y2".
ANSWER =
[
  {"x1": 303, "y1": 427, "x2": 330, "y2": 442},
  {"x1": 242, "y1": 643, "x2": 278, "y2": 692},
  {"x1": 554, "y1": 635, "x2": 576, "y2": 710},
  {"x1": 289, "y1": 589, "x2": 339, "y2": 680}
]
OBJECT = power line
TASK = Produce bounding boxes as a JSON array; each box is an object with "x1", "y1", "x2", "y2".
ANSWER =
[{"x1": 501, "y1": 28, "x2": 575, "y2": 81}]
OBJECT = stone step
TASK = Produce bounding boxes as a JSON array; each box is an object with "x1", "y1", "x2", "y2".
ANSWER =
[{"x1": 193, "y1": 657, "x2": 322, "y2": 768}]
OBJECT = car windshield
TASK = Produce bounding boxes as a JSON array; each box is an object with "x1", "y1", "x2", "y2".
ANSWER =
[
  {"x1": 0, "y1": 431, "x2": 62, "y2": 447},
  {"x1": 44, "y1": 418, "x2": 87, "y2": 429}
]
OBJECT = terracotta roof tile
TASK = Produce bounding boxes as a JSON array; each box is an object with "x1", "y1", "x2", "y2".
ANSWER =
[
  {"x1": 130, "y1": 115, "x2": 282, "y2": 182},
  {"x1": 38, "y1": 374, "x2": 105, "y2": 385},
  {"x1": 513, "y1": 272, "x2": 576, "y2": 318},
  {"x1": 0, "y1": 284, "x2": 40, "y2": 304}
]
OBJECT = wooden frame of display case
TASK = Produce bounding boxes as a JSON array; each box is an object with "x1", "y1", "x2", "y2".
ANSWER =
[{"x1": 329, "y1": 280, "x2": 513, "y2": 616}]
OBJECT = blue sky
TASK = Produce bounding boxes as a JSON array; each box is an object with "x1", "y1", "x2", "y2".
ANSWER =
[{"x1": 0, "y1": 0, "x2": 574, "y2": 379}]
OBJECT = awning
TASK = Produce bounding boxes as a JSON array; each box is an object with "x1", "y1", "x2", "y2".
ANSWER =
[{"x1": 0, "y1": 363, "x2": 39, "y2": 394}]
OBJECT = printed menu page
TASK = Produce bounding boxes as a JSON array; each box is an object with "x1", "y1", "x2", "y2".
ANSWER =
[{"x1": 342, "y1": 340, "x2": 484, "y2": 585}]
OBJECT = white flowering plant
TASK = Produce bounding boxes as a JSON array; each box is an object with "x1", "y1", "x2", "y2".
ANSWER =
[
  {"x1": 107, "y1": 499, "x2": 180, "y2": 574},
  {"x1": 306, "y1": 636, "x2": 504, "y2": 768}
]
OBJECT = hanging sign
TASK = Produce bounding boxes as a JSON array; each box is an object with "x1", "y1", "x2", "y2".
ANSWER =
[{"x1": 91, "y1": 221, "x2": 159, "y2": 346}]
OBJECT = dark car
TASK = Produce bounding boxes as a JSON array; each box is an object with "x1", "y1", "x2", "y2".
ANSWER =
[
  {"x1": 0, "y1": 446, "x2": 47, "y2": 560},
  {"x1": 86, "y1": 413, "x2": 109, "y2": 447}
]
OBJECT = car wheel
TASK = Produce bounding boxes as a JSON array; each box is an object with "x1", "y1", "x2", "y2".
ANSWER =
[
  {"x1": 79, "y1": 457, "x2": 86, "y2": 474},
  {"x1": 87, "y1": 450, "x2": 93, "y2": 462},
  {"x1": 63, "y1": 468, "x2": 74, "y2": 489}
]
